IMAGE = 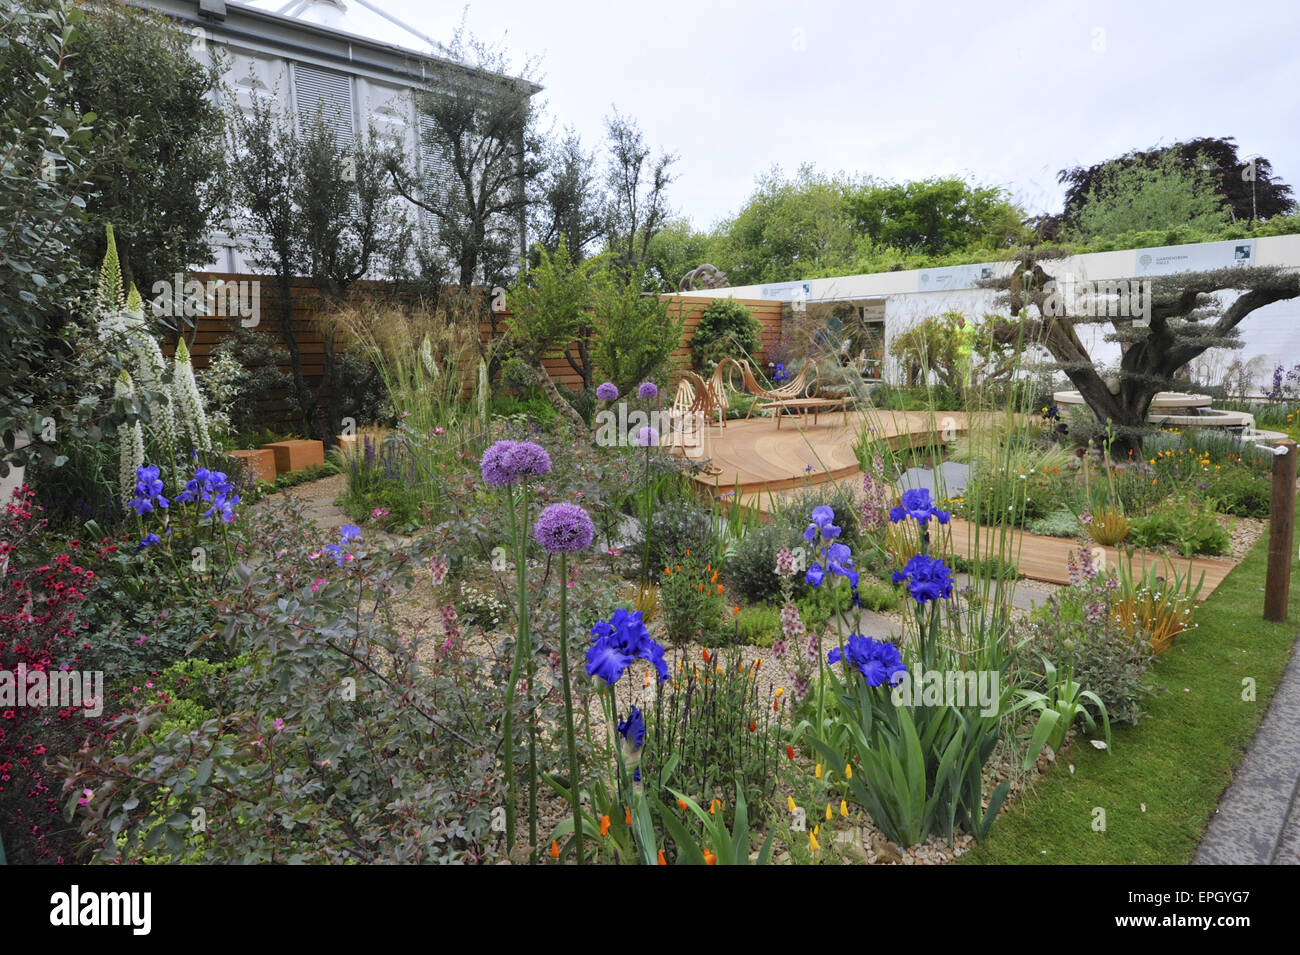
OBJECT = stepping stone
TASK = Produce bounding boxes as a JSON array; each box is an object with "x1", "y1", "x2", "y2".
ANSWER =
[
  {"x1": 898, "y1": 461, "x2": 972, "y2": 498},
  {"x1": 856, "y1": 609, "x2": 901, "y2": 638},
  {"x1": 953, "y1": 572, "x2": 1051, "y2": 612}
]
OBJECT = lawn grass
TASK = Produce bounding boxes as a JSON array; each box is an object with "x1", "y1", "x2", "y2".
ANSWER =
[{"x1": 963, "y1": 497, "x2": 1300, "y2": 864}]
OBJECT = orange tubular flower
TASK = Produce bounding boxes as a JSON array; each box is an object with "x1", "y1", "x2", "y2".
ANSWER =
[
  {"x1": 657, "y1": 849, "x2": 667, "y2": 866},
  {"x1": 748, "y1": 721, "x2": 757, "y2": 732},
  {"x1": 550, "y1": 840, "x2": 560, "y2": 860},
  {"x1": 716, "y1": 584, "x2": 723, "y2": 595},
  {"x1": 625, "y1": 806, "x2": 632, "y2": 826},
  {"x1": 600, "y1": 814, "x2": 611, "y2": 838},
  {"x1": 678, "y1": 798, "x2": 688, "y2": 811},
  {"x1": 732, "y1": 605, "x2": 740, "y2": 616},
  {"x1": 787, "y1": 745, "x2": 795, "y2": 760},
  {"x1": 704, "y1": 849, "x2": 717, "y2": 866},
  {"x1": 703, "y1": 649, "x2": 711, "y2": 662}
]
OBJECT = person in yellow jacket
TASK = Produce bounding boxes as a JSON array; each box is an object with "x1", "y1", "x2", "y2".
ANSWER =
[{"x1": 953, "y1": 315, "x2": 977, "y2": 397}]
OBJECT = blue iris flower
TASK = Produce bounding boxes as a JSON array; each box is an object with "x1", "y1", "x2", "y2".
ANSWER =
[
  {"x1": 889, "y1": 488, "x2": 950, "y2": 527},
  {"x1": 617, "y1": 706, "x2": 646, "y2": 767},
  {"x1": 828, "y1": 634, "x2": 908, "y2": 687},
  {"x1": 586, "y1": 609, "x2": 668, "y2": 685},
  {"x1": 129, "y1": 464, "x2": 169, "y2": 515},
  {"x1": 892, "y1": 553, "x2": 955, "y2": 604}
]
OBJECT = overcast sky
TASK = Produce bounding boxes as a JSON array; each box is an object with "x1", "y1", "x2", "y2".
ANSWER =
[{"x1": 262, "y1": 0, "x2": 1300, "y2": 231}]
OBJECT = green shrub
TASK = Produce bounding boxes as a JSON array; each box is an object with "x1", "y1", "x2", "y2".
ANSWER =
[
  {"x1": 1130, "y1": 497, "x2": 1231, "y2": 556},
  {"x1": 490, "y1": 393, "x2": 561, "y2": 427},
  {"x1": 1205, "y1": 469, "x2": 1270, "y2": 518},
  {"x1": 731, "y1": 604, "x2": 781, "y2": 647},
  {"x1": 644, "y1": 644, "x2": 784, "y2": 828},
  {"x1": 855, "y1": 578, "x2": 902, "y2": 612},
  {"x1": 728, "y1": 522, "x2": 788, "y2": 603},
  {"x1": 1017, "y1": 575, "x2": 1158, "y2": 726},
  {"x1": 1027, "y1": 506, "x2": 1082, "y2": 538},
  {"x1": 643, "y1": 497, "x2": 718, "y2": 571},
  {"x1": 659, "y1": 553, "x2": 725, "y2": 644},
  {"x1": 690, "y1": 298, "x2": 760, "y2": 370},
  {"x1": 951, "y1": 554, "x2": 1022, "y2": 581}
]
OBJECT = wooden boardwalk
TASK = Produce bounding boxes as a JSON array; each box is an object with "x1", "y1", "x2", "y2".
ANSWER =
[{"x1": 689, "y1": 408, "x2": 1239, "y2": 598}]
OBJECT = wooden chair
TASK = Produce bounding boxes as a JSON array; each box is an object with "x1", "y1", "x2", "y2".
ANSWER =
[
  {"x1": 727, "y1": 359, "x2": 816, "y2": 418},
  {"x1": 664, "y1": 374, "x2": 718, "y2": 468},
  {"x1": 703, "y1": 358, "x2": 732, "y2": 428}
]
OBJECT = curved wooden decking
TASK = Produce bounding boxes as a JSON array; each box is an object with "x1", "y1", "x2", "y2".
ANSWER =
[{"x1": 690, "y1": 408, "x2": 1238, "y2": 597}]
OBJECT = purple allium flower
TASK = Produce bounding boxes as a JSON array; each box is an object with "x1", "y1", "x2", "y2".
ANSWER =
[
  {"x1": 638, "y1": 381, "x2": 658, "y2": 400},
  {"x1": 508, "y1": 441, "x2": 552, "y2": 478},
  {"x1": 827, "y1": 634, "x2": 907, "y2": 687},
  {"x1": 634, "y1": 426, "x2": 659, "y2": 447},
  {"x1": 892, "y1": 552, "x2": 955, "y2": 604},
  {"x1": 596, "y1": 381, "x2": 619, "y2": 401},
  {"x1": 480, "y1": 439, "x2": 519, "y2": 487},
  {"x1": 481, "y1": 439, "x2": 552, "y2": 486},
  {"x1": 533, "y1": 502, "x2": 595, "y2": 553}
]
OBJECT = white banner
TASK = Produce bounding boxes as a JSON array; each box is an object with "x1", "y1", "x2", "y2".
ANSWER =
[
  {"x1": 915, "y1": 262, "x2": 996, "y2": 292},
  {"x1": 1134, "y1": 239, "x2": 1255, "y2": 277}
]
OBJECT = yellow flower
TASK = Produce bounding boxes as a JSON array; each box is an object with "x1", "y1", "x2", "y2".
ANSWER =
[
  {"x1": 840, "y1": 800, "x2": 848, "y2": 817},
  {"x1": 788, "y1": 795, "x2": 797, "y2": 813},
  {"x1": 810, "y1": 827, "x2": 820, "y2": 852},
  {"x1": 815, "y1": 763, "x2": 822, "y2": 779},
  {"x1": 825, "y1": 803, "x2": 833, "y2": 821},
  {"x1": 845, "y1": 763, "x2": 853, "y2": 780}
]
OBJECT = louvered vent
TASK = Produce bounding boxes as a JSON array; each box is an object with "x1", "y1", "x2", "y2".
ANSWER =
[{"x1": 294, "y1": 63, "x2": 355, "y2": 147}]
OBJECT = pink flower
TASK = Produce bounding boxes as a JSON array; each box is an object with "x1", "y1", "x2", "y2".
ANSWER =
[
  {"x1": 429, "y1": 556, "x2": 449, "y2": 587},
  {"x1": 774, "y1": 548, "x2": 796, "y2": 578},
  {"x1": 273, "y1": 718, "x2": 285, "y2": 731},
  {"x1": 77, "y1": 788, "x2": 93, "y2": 806}
]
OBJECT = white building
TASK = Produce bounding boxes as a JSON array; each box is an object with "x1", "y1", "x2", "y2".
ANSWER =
[
  {"x1": 676, "y1": 235, "x2": 1300, "y2": 395},
  {"x1": 135, "y1": 0, "x2": 541, "y2": 274}
]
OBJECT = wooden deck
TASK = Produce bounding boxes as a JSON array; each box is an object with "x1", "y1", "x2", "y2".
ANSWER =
[{"x1": 689, "y1": 408, "x2": 1240, "y2": 598}]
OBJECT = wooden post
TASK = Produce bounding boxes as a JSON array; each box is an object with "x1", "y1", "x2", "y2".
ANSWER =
[{"x1": 1264, "y1": 438, "x2": 1297, "y2": 622}]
